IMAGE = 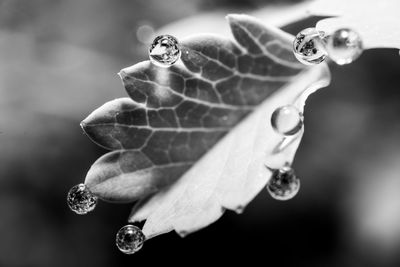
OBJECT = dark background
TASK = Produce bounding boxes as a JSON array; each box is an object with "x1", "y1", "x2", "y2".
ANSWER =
[{"x1": 1, "y1": 0, "x2": 400, "y2": 266}]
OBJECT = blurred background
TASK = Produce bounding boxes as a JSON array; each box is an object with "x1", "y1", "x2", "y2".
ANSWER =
[{"x1": 1, "y1": 0, "x2": 400, "y2": 266}]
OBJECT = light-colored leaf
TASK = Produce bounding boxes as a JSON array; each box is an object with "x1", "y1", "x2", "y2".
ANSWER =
[
  {"x1": 310, "y1": 0, "x2": 400, "y2": 50},
  {"x1": 158, "y1": 0, "x2": 400, "y2": 51}
]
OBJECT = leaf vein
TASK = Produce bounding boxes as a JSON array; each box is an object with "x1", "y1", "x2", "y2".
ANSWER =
[{"x1": 234, "y1": 22, "x2": 303, "y2": 69}]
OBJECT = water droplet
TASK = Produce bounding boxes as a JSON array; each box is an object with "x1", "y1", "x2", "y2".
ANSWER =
[
  {"x1": 149, "y1": 35, "x2": 181, "y2": 67},
  {"x1": 179, "y1": 230, "x2": 188, "y2": 237},
  {"x1": 235, "y1": 206, "x2": 244, "y2": 214},
  {"x1": 293, "y1": 28, "x2": 327, "y2": 65},
  {"x1": 325, "y1": 28, "x2": 363, "y2": 65},
  {"x1": 67, "y1": 183, "x2": 97, "y2": 215},
  {"x1": 266, "y1": 166, "x2": 300, "y2": 201},
  {"x1": 271, "y1": 105, "x2": 303, "y2": 136},
  {"x1": 116, "y1": 225, "x2": 145, "y2": 254}
]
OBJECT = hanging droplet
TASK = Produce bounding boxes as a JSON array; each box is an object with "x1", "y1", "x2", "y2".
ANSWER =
[
  {"x1": 267, "y1": 166, "x2": 300, "y2": 201},
  {"x1": 67, "y1": 183, "x2": 97, "y2": 215},
  {"x1": 325, "y1": 28, "x2": 363, "y2": 65},
  {"x1": 116, "y1": 225, "x2": 145, "y2": 254},
  {"x1": 293, "y1": 28, "x2": 327, "y2": 65},
  {"x1": 271, "y1": 105, "x2": 303, "y2": 136},
  {"x1": 149, "y1": 35, "x2": 181, "y2": 67}
]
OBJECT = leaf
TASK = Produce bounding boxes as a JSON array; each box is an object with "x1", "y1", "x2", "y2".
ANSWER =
[
  {"x1": 309, "y1": 0, "x2": 400, "y2": 50},
  {"x1": 81, "y1": 14, "x2": 330, "y2": 237}
]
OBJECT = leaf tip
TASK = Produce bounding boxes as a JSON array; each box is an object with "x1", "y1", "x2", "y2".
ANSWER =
[
  {"x1": 225, "y1": 13, "x2": 255, "y2": 24},
  {"x1": 117, "y1": 70, "x2": 125, "y2": 80},
  {"x1": 79, "y1": 120, "x2": 87, "y2": 134},
  {"x1": 225, "y1": 14, "x2": 234, "y2": 21}
]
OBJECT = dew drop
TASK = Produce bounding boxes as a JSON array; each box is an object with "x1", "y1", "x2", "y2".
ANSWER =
[
  {"x1": 67, "y1": 183, "x2": 97, "y2": 215},
  {"x1": 179, "y1": 230, "x2": 189, "y2": 238},
  {"x1": 271, "y1": 105, "x2": 303, "y2": 136},
  {"x1": 116, "y1": 225, "x2": 145, "y2": 254},
  {"x1": 149, "y1": 35, "x2": 181, "y2": 67},
  {"x1": 235, "y1": 205, "x2": 244, "y2": 214},
  {"x1": 293, "y1": 28, "x2": 327, "y2": 65},
  {"x1": 325, "y1": 28, "x2": 363, "y2": 65},
  {"x1": 266, "y1": 166, "x2": 300, "y2": 201}
]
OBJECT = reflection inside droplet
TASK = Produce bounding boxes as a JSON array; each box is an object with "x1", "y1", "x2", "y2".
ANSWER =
[
  {"x1": 293, "y1": 28, "x2": 327, "y2": 65},
  {"x1": 266, "y1": 166, "x2": 300, "y2": 201},
  {"x1": 149, "y1": 35, "x2": 181, "y2": 67},
  {"x1": 67, "y1": 183, "x2": 97, "y2": 215},
  {"x1": 115, "y1": 225, "x2": 145, "y2": 254}
]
